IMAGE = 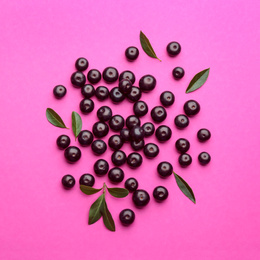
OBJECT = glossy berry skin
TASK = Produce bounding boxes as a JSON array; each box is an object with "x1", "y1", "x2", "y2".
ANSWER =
[
  {"x1": 142, "y1": 122, "x2": 155, "y2": 137},
  {"x1": 175, "y1": 138, "x2": 190, "y2": 153},
  {"x1": 87, "y1": 69, "x2": 101, "y2": 84},
  {"x1": 125, "y1": 178, "x2": 139, "y2": 192},
  {"x1": 81, "y1": 84, "x2": 95, "y2": 98},
  {"x1": 166, "y1": 41, "x2": 181, "y2": 56},
  {"x1": 102, "y1": 67, "x2": 119, "y2": 83},
  {"x1": 125, "y1": 46, "x2": 139, "y2": 61},
  {"x1": 97, "y1": 106, "x2": 112, "y2": 122},
  {"x1": 126, "y1": 86, "x2": 142, "y2": 103},
  {"x1": 53, "y1": 85, "x2": 67, "y2": 99},
  {"x1": 75, "y1": 57, "x2": 89, "y2": 71},
  {"x1": 119, "y1": 209, "x2": 135, "y2": 226},
  {"x1": 139, "y1": 75, "x2": 156, "y2": 92},
  {"x1": 56, "y1": 135, "x2": 70, "y2": 149},
  {"x1": 111, "y1": 150, "x2": 127, "y2": 166},
  {"x1": 120, "y1": 128, "x2": 131, "y2": 142},
  {"x1": 94, "y1": 159, "x2": 109, "y2": 176},
  {"x1": 198, "y1": 152, "x2": 211, "y2": 165},
  {"x1": 108, "y1": 167, "x2": 124, "y2": 183},
  {"x1": 174, "y1": 114, "x2": 189, "y2": 129},
  {"x1": 157, "y1": 161, "x2": 173, "y2": 178},
  {"x1": 143, "y1": 143, "x2": 159, "y2": 158},
  {"x1": 132, "y1": 189, "x2": 150, "y2": 207},
  {"x1": 91, "y1": 140, "x2": 107, "y2": 155},
  {"x1": 118, "y1": 79, "x2": 132, "y2": 94},
  {"x1": 79, "y1": 98, "x2": 94, "y2": 114},
  {"x1": 109, "y1": 115, "x2": 125, "y2": 132},
  {"x1": 131, "y1": 139, "x2": 145, "y2": 151},
  {"x1": 95, "y1": 86, "x2": 109, "y2": 101},
  {"x1": 127, "y1": 153, "x2": 143, "y2": 168},
  {"x1": 178, "y1": 153, "x2": 192, "y2": 167},
  {"x1": 151, "y1": 106, "x2": 167, "y2": 123},
  {"x1": 71, "y1": 71, "x2": 86, "y2": 88},
  {"x1": 184, "y1": 100, "x2": 200, "y2": 117},
  {"x1": 160, "y1": 91, "x2": 175, "y2": 107},
  {"x1": 153, "y1": 186, "x2": 169, "y2": 202},
  {"x1": 110, "y1": 87, "x2": 125, "y2": 103},
  {"x1": 64, "y1": 146, "x2": 81, "y2": 163},
  {"x1": 197, "y1": 129, "x2": 211, "y2": 142},
  {"x1": 62, "y1": 175, "x2": 75, "y2": 189},
  {"x1": 133, "y1": 101, "x2": 148, "y2": 117},
  {"x1": 126, "y1": 115, "x2": 141, "y2": 129},
  {"x1": 79, "y1": 174, "x2": 95, "y2": 187},
  {"x1": 119, "y1": 70, "x2": 136, "y2": 84},
  {"x1": 78, "y1": 130, "x2": 93, "y2": 147},
  {"x1": 92, "y1": 122, "x2": 109, "y2": 138},
  {"x1": 172, "y1": 67, "x2": 185, "y2": 79},
  {"x1": 155, "y1": 125, "x2": 172, "y2": 142},
  {"x1": 108, "y1": 135, "x2": 123, "y2": 150},
  {"x1": 130, "y1": 126, "x2": 145, "y2": 141}
]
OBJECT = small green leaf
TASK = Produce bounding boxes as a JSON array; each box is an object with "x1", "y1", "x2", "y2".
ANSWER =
[
  {"x1": 107, "y1": 187, "x2": 129, "y2": 198},
  {"x1": 72, "y1": 111, "x2": 82, "y2": 140},
  {"x1": 80, "y1": 185, "x2": 102, "y2": 195},
  {"x1": 140, "y1": 31, "x2": 161, "y2": 61},
  {"x1": 174, "y1": 172, "x2": 196, "y2": 204},
  {"x1": 46, "y1": 108, "x2": 68, "y2": 128},
  {"x1": 88, "y1": 194, "x2": 104, "y2": 225},
  {"x1": 186, "y1": 68, "x2": 210, "y2": 93},
  {"x1": 101, "y1": 199, "x2": 115, "y2": 232}
]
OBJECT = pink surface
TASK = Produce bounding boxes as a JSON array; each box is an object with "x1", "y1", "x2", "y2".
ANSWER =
[{"x1": 0, "y1": 0, "x2": 260, "y2": 259}]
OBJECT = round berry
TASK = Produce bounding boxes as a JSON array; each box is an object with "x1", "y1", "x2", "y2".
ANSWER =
[
  {"x1": 119, "y1": 70, "x2": 136, "y2": 84},
  {"x1": 153, "y1": 186, "x2": 168, "y2": 202},
  {"x1": 130, "y1": 126, "x2": 145, "y2": 141},
  {"x1": 127, "y1": 153, "x2": 143, "y2": 168},
  {"x1": 160, "y1": 91, "x2": 175, "y2": 107},
  {"x1": 110, "y1": 87, "x2": 125, "y2": 103},
  {"x1": 151, "y1": 106, "x2": 167, "y2": 123},
  {"x1": 81, "y1": 84, "x2": 95, "y2": 98},
  {"x1": 87, "y1": 69, "x2": 101, "y2": 84},
  {"x1": 94, "y1": 159, "x2": 109, "y2": 176},
  {"x1": 109, "y1": 115, "x2": 125, "y2": 132},
  {"x1": 108, "y1": 167, "x2": 124, "y2": 183},
  {"x1": 102, "y1": 67, "x2": 119, "y2": 83},
  {"x1": 92, "y1": 122, "x2": 109, "y2": 138},
  {"x1": 198, "y1": 152, "x2": 211, "y2": 165},
  {"x1": 125, "y1": 46, "x2": 139, "y2": 61},
  {"x1": 79, "y1": 174, "x2": 95, "y2": 187},
  {"x1": 91, "y1": 140, "x2": 107, "y2": 155},
  {"x1": 131, "y1": 139, "x2": 145, "y2": 151},
  {"x1": 71, "y1": 71, "x2": 86, "y2": 88},
  {"x1": 56, "y1": 135, "x2": 70, "y2": 150},
  {"x1": 197, "y1": 129, "x2": 211, "y2": 142},
  {"x1": 184, "y1": 100, "x2": 200, "y2": 117},
  {"x1": 166, "y1": 41, "x2": 181, "y2": 56},
  {"x1": 119, "y1": 209, "x2": 135, "y2": 226},
  {"x1": 155, "y1": 125, "x2": 172, "y2": 142},
  {"x1": 120, "y1": 128, "x2": 131, "y2": 142},
  {"x1": 97, "y1": 106, "x2": 112, "y2": 122},
  {"x1": 78, "y1": 130, "x2": 93, "y2": 146},
  {"x1": 64, "y1": 146, "x2": 81, "y2": 163},
  {"x1": 61, "y1": 175, "x2": 75, "y2": 189},
  {"x1": 132, "y1": 189, "x2": 150, "y2": 207},
  {"x1": 142, "y1": 122, "x2": 155, "y2": 137},
  {"x1": 174, "y1": 114, "x2": 189, "y2": 129},
  {"x1": 118, "y1": 79, "x2": 133, "y2": 94},
  {"x1": 126, "y1": 115, "x2": 141, "y2": 129},
  {"x1": 125, "y1": 178, "x2": 139, "y2": 192},
  {"x1": 95, "y1": 86, "x2": 109, "y2": 101},
  {"x1": 172, "y1": 67, "x2": 185, "y2": 79},
  {"x1": 75, "y1": 57, "x2": 89, "y2": 71},
  {"x1": 53, "y1": 85, "x2": 67, "y2": 99},
  {"x1": 157, "y1": 162, "x2": 173, "y2": 178},
  {"x1": 126, "y1": 86, "x2": 142, "y2": 103},
  {"x1": 79, "y1": 98, "x2": 94, "y2": 114},
  {"x1": 178, "y1": 153, "x2": 192, "y2": 167},
  {"x1": 143, "y1": 143, "x2": 159, "y2": 158},
  {"x1": 108, "y1": 135, "x2": 123, "y2": 150},
  {"x1": 133, "y1": 101, "x2": 148, "y2": 117},
  {"x1": 175, "y1": 138, "x2": 190, "y2": 153},
  {"x1": 139, "y1": 75, "x2": 156, "y2": 92},
  {"x1": 111, "y1": 150, "x2": 127, "y2": 166}
]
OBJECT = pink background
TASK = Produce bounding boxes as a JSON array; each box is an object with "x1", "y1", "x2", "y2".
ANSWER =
[{"x1": 1, "y1": 0, "x2": 260, "y2": 259}]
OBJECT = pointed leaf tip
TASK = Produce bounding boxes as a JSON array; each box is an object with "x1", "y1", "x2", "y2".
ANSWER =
[
  {"x1": 186, "y1": 68, "x2": 210, "y2": 93},
  {"x1": 46, "y1": 108, "x2": 68, "y2": 129}
]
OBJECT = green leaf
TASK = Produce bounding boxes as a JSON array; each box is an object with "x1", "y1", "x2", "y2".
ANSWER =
[
  {"x1": 88, "y1": 194, "x2": 104, "y2": 225},
  {"x1": 72, "y1": 111, "x2": 82, "y2": 140},
  {"x1": 80, "y1": 185, "x2": 102, "y2": 195},
  {"x1": 140, "y1": 31, "x2": 161, "y2": 61},
  {"x1": 174, "y1": 172, "x2": 196, "y2": 204},
  {"x1": 46, "y1": 108, "x2": 68, "y2": 128},
  {"x1": 101, "y1": 199, "x2": 115, "y2": 232},
  {"x1": 186, "y1": 68, "x2": 210, "y2": 93},
  {"x1": 107, "y1": 187, "x2": 129, "y2": 198}
]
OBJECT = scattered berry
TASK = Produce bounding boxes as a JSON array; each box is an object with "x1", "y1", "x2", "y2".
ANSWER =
[
  {"x1": 62, "y1": 175, "x2": 75, "y2": 189},
  {"x1": 197, "y1": 129, "x2": 211, "y2": 142},
  {"x1": 119, "y1": 70, "x2": 136, "y2": 84},
  {"x1": 166, "y1": 42, "x2": 181, "y2": 56},
  {"x1": 142, "y1": 122, "x2": 155, "y2": 137},
  {"x1": 87, "y1": 69, "x2": 101, "y2": 84},
  {"x1": 153, "y1": 186, "x2": 168, "y2": 202},
  {"x1": 81, "y1": 84, "x2": 95, "y2": 98},
  {"x1": 127, "y1": 152, "x2": 143, "y2": 168},
  {"x1": 119, "y1": 209, "x2": 135, "y2": 226},
  {"x1": 157, "y1": 162, "x2": 173, "y2": 178},
  {"x1": 109, "y1": 115, "x2": 125, "y2": 131},
  {"x1": 75, "y1": 57, "x2": 89, "y2": 71},
  {"x1": 71, "y1": 71, "x2": 86, "y2": 88},
  {"x1": 95, "y1": 86, "x2": 109, "y2": 101},
  {"x1": 175, "y1": 138, "x2": 190, "y2": 153},
  {"x1": 133, "y1": 101, "x2": 148, "y2": 117},
  {"x1": 108, "y1": 135, "x2": 124, "y2": 150},
  {"x1": 56, "y1": 135, "x2": 70, "y2": 150},
  {"x1": 155, "y1": 125, "x2": 172, "y2": 142},
  {"x1": 53, "y1": 85, "x2": 67, "y2": 99},
  {"x1": 125, "y1": 46, "x2": 139, "y2": 61},
  {"x1": 151, "y1": 106, "x2": 167, "y2": 123},
  {"x1": 184, "y1": 100, "x2": 200, "y2": 117},
  {"x1": 124, "y1": 178, "x2": 139, "y2": 192},
  {"x1": 79, "y1": 98, "x2": 94, "y2": 114},
  {"x1": 108, "y1": 167, "x2": 124, "y2": 183},
  {"x1": 198, "y1": 152, "x2": 211, "y2": 165},
  {"x1": 97, "y1": 106, "x2": 112, "y2": 122},
  {"x1": 79, "y1": 174, "x2": 95, "y2": 187},
  {"x1": 132, "y1": 189, "x2": 150, "y2": 207},
  {"x1": 110, "y1": 87, "x2": 125, "y2": 103},
  {"x1": 78, "y1": 130, "x2": 93, "y2": 147},
  {"x1": 92, "y1": 122, "x2": 109, "y2": 138},
  {"x1": 172, "y1": 67, "x2": 185, "y2": 79},
  {"x1": 143, "y1": 143, "x2": 159, "y2": 158},
  {"x1": 64, "y1": 146, "x2": 81, "y2": 163},
  {"x1": 91, "y1": 140, "x2": 107, "y2": 155},
  {"x1": 178, "y1": 153, "x2": 192, "y2": 167},
  {"x1": 139, "y1": 75, "x2": 156, "y2": 92},
  {"x1": 174, "y1": 114, "x2": 189, "y2": 129},
  {"x1": 111, "y1": 150, "x2": 127, "y2": 166},
  {"x1": 160, "y1": 91, "x2": 175, "y2": 107},
  {"x1": 102, "y1": 67, "x2": 118, "y2": 83},
  {"x1": 94, "y1": 159, "x2": 109, "y2": 176}
]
